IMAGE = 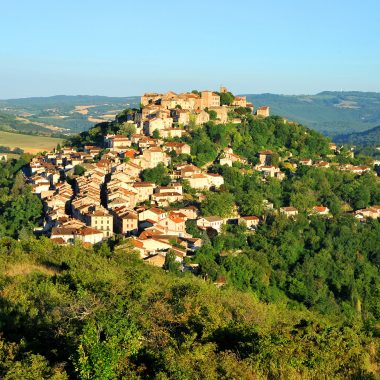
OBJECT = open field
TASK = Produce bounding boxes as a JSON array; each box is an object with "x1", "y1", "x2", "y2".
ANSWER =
[
  {"x1": 0, "y1": 131, "x2": 63, "y2": 154},
  {"x1": 74, "y1": 104, "x2": 97, "y2": 115}
]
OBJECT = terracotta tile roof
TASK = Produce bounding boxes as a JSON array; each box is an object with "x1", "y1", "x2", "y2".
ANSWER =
[
  {"x1": 78, "y1": 227, "x2": 104, "y2": 236},
  {"x1": 313, "y1": 206, "x2": 328, "y2": 213},
  {"x1": 51, "y1": 237, "x2": 66, "y2": 244},
  {"x1": 154, "y1": 192, "x2": 182, "y2": 197},
  {"x1": 241, "y1": 216, "x2": 259, "y2": 220},
  {"x1": 148, "y1": 207, "x2": 167, "y2": 215},
  {"x1": 281, "y1": 207, "x2": 298, "y2": 212},
  {"x1": 131, "y1": 239, "x2": 144, "y2": 248},
  {"x1": 203, "y1": 216, "x2": 223, "y2": 222}
]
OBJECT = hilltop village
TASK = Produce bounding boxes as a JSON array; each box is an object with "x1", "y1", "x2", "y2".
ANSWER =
[{"x1": 25, "y1": 88, "x2": 380, "y2": 268}]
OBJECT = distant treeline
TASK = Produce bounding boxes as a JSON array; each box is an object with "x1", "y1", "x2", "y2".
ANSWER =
[
  {"x1": 0, "y1": 146, "x2": 24, "y2": 154},
  {"x1": 335, "y1": 125, "x2": 380, "y2": 146}
]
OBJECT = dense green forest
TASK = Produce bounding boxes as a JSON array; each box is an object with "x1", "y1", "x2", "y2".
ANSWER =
[
  {"x1": 335, "y1": 125, "x2": 380, "y2": 146},
  {"x1": 182, "y1": 114, "x2": 331, "y2": 167}
]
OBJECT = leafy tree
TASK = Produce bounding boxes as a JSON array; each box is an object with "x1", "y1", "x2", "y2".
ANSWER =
[
  {"x1": 152, "y1": 129, "x2": 160, "y2": 139},
  {"x1": 208, "y1": 110, "x2": 217, "y2": 121},
  {"x1": 141, "y1": 163, "x2": 171, "y2": 185},
  {"x1": 201, "y1": 191, "x2": 234, "y2": 217},
  {"x1": 118, "y1": 122, "x2": 136, "y2": 137},
  {"x1": 185, "y1": 220, "x2": 203, "y2": 238},
  {"x1": 220, "y1": 91, "x2": 235, "y2": 106},
  {"x1": 163, "y1": 250, "x2": 180, "y2": 272},
  {"x1": 74, "y1": 164, "x2": 86, "y2": 176}
]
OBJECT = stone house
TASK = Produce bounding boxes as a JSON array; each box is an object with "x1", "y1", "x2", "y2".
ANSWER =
[
  {"x1": 85, "y1": 208, "x2": 114, "y2": 238},
  {"x1": 196, "y1": 216, "x2": 224, "y2": 233},
  {"x1": 256, "y1": 106, "x2": 270, "y2": 117},
  {"x1": 238, "y1": 216, "x2": 260, "y2": 229},
  {"x1": 165, "y1": 142, "x2": 191, "y2": 155},
  {"x1": 232, "y1": 96, "x2": 247, "y2": 107},
  {"x1": 111, "y1": 207, "x2": 138, "y2": 235},
  {"x1": 201, "y1": 91, "x2": 220, "y2": 108},
  {"x1": 280, "y1": 207, "x2": 299, "y2": 217}
]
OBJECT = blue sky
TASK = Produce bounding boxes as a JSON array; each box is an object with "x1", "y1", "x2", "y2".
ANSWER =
[{"x1": 1, "y1": 0, "x2": 379, "y2": 98}]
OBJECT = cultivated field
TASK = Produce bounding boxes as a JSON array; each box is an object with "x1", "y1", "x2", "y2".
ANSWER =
[{"x1": 0, "y1": 131, "x2": 63, "y2": 154}]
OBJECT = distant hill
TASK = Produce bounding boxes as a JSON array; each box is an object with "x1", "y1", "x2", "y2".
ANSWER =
[
  {"x1": 0, "y1": 111, "x2": 54, "y2": 135},
  {"x1": 334, "y1": 125, "x2": 380, "y2": 146},
  {"x1": 245, "y1": 91, "x2": 380, "y2": 137},
  {"x1": 0, "y1": 95, "x2": 140, "y2": 134},
  {"x1": 0, "y1": 95, "x2": 138, "y2": 108}
]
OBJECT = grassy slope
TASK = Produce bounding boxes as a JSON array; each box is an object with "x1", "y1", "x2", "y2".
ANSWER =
[{"x1": 0, "y1": 131, "x2": 63, "y2": 153}]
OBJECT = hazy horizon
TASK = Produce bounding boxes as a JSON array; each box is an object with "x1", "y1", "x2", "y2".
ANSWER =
[{"x1": 2, "y1": 89, "x2": 380, "y2": 102}]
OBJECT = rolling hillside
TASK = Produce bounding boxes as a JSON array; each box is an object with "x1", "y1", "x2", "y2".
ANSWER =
[
  {"x1": 335, "y1": 125, "x2": 380, "y2": 145},
  {"x1": 0, "y1": 95, "x2": 140, "y2": 134},
  {"x1": 0, "y1": 111, "x2": 55, "y2": 135},
  {"x1": 245, "y1": 91, "x2": 380, "y2": 137}
]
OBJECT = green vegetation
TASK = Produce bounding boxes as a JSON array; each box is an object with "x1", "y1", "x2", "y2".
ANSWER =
[
  {"x1": 74, "y1": 165, "x2": 86, "y2": 176},
  {"x1": 152, "y1": 129, "x2": 160, "y2": 139},
  {"x1": 335, "y1": 125, "x2": 380, "y2": 147},
  {"x1": 0, "y1": 157, "x2": 43, "y2": 238},
  {"x1": 184, "y1": 115, "x2": 330, "y2": 167},
  {"x1": 0, "y1": 237, "x2": 378, "y2": 379},
  {"x1": 141, "y1": 163, "x2": 171, "y2": 186},
  {"x1": 194, "y1": 213, "x2": 380, "y2": 319},
  {"x1": 118, "y1": 122, "x2": 136, "y2": 137},
  {"x1": 201, "y1": 192, "x2": 235, "y2": 217},
  {"x1": 219, "y1": 91, "x2": 235, "y2": 106},
  {"x1": 0, "y1": 111, "x2": 54, "y2": 135}
]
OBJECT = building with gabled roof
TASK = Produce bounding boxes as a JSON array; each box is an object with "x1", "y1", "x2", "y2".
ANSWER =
[
  {"x1": 256, "y1": 106, "x2": 270, "y2": 117},
  {"x1": 280, "y1": 207, "x2": 299, "y2": 217},
  {"x1": 196, "y1": 216, "x2": 224, "y2": 233}
]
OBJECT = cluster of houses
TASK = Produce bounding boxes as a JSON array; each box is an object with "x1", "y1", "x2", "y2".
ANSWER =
[
  {"x1": 27, "y1": 135, "x2": 249, "y2": 267},
  {"x1": 300, "y1": 158, "x2": 371, "y2": 175},
  {"x1": 279, "y1": 205, "x2": 330, "y2": 218},
  {"x1": 115, "y1": 86, "x2": 270, "y2": 139}
]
